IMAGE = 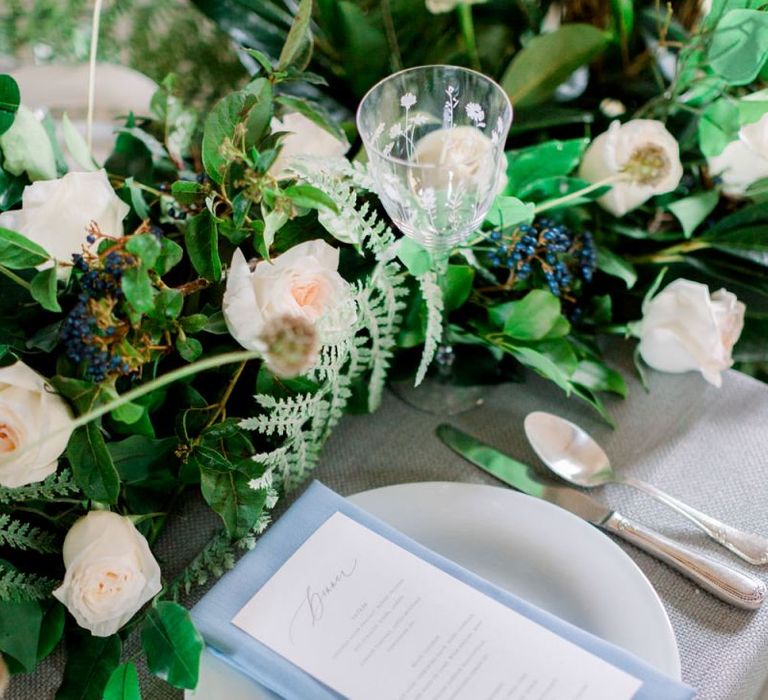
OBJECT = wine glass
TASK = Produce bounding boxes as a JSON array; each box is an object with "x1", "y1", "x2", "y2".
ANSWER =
[{"x1": 357, "y1": 65, "x2": 512, "y2": 414}]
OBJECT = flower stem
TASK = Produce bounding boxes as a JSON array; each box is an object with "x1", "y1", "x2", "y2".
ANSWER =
[
  {"x1": 86, "y1": 0, "x2": 104, "y2": 152},
  {"x1": 202, "y1": 360, "x2": 248, "y2": 432},
  {"x1": 457, "y1": 4, "x2": 481, "y2": 71},
  {"x1": 0, "y1": 264, "x2": 31, "y2": 290},
  {"x1": 630, "y1": 239, "x2": 711, "y2": 264},
  {"x1": 533, "y1": 175, "x2": 621, "y2": 214}
]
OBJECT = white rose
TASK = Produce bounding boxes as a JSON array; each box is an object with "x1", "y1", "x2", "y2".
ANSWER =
[
  {"x1": 0, "y1": 170, "x2": 129, "y2": 266},
  {"x1": 637, "y1": 279, "x2": 745, "y2": 387},
  {"x1": 707, "y1": 112, "x2": 768, "y2": 197},
  {"x1": 269, "y1": 113, "x2": 348, "y2": 179},
  {"x1": 579, "y1": 119, "x2": 683, "y2": 217},
  {"x1": 425, "y1": 0, "x2": 485, "y2": 14},
  {"x1": 223, "y1": 239, "x2": 357, "y2": 352},
  {"x1": 53, "y1": 511, "x2": 162, "y2": 637},
  {"x1": 0, "y1": 362, "x2": 73, "y2": 488}
]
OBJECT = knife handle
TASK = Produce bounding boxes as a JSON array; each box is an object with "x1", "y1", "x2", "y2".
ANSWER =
[{"x1": 602, "y1": 512, "x2": 766, "y2": 610}]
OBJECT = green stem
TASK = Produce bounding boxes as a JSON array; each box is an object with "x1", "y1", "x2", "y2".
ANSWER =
[
  {"x1": 533, "y1": 175, "x2": 621, "y2": 214},
  {"x1": 630, "y1": 239, "x2": 711, "y2": 264},
  {"x1": 0, "y1": 264, "x2": 31, "y2": 290},
  {"x1": 457, "y1": 3, "x2": 481, "y2": 71}
]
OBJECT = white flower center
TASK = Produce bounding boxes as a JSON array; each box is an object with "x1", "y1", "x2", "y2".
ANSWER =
[
  {"x1": 622, "y1": 144, "x2": 671, "y2": 186},
  {"x1": 0, "y1": 423, "x2": 21, "y2": 454}
]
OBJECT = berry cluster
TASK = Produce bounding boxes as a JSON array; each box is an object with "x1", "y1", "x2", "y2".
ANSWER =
[
  {"x1": 61, "y1": 250, "x2": 136, "y2": 382},
  {"x1": 487, "y1": 219, "x2": 597, "y2": 298}
]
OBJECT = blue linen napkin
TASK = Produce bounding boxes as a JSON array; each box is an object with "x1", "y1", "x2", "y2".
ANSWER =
[{"x1": 191, "y1": 480, "x2": 695, "y2": 699}]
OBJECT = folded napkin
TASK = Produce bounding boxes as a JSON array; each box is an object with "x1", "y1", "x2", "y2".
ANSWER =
[{"x1": 192, "y1": 480, "x2": 695, "y2": 699}]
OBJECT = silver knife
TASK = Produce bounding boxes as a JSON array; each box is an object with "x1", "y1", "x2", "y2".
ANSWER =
[{"x1": 437, "y1": 424, "x2": 766, "y2": 610}]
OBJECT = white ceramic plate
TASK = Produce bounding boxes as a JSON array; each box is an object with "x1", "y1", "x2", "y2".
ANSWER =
[
  {"x1": 190, "y1": 481, "x2": 680, "y2": 699},
  {"x1": 350, "y1": 482, "x2": 681, "y2": 678}
]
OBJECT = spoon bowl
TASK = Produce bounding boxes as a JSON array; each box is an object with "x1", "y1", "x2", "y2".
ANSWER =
[
  {"x1": 523, "y1": 412, "x2": 613, "y2": 488},
  {"x1": 523, "y1": 410, "x2": 768, "y2": 566}
]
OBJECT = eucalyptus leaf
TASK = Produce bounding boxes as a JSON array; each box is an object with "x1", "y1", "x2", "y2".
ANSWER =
[
  {"x1": 66, "y1": 423, "x2": 120, "y2": 504},
  {"x1": 0, "y1": 74, "x2": 20, "y2": 136},
  {"x1": 597, "y1": 247, "x2": 637, "y2": 288},
  {"x1": 668, "y1": 190, "x2": 719, "y2": 238},
  {"x1": 0, "y1": 105, "x2": 56, "y2": 181},
  {"x1": 61, "y1": 113, "x2": 98, "y2": 171},
  {"x1": 501, "y1": 24, "x2": 609, "y2": 107},
  {"x1": 490, "y1": 290, "x2": 566, "y2": 340},
  {"x1": 484, "y1": 196, "x2": 535, "y2": 229},
  {"x1": 200, "y1": 466, "x2": 268, "y2": 538},
  {"x1": 708, "y1": 9, "x2": 768, "y2": 85},
  {"x1": 504, "y1": 139, "x2": 590, "y2": 194},
  {"x1": 142, "y1": 601, "x2": 204, "y2": 690}
]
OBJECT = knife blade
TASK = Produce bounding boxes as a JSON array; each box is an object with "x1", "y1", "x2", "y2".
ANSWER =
[{"x1": 436, "y1": 424, "x2": 766, "y2": 610}]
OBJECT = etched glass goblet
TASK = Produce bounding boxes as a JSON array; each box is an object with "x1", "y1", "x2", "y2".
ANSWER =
[{"x1": 357, "y1": 65, "x2": 512, "y2": 413}]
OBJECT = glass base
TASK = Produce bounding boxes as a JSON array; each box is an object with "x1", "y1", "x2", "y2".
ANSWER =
[{"x1": 388, "y1": 377, "x2": 485, "y2": 415}]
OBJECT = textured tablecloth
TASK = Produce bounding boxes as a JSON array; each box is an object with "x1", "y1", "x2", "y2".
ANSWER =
[{"x1": 9, "y1": 341, "x2": 768, "y2": 699}]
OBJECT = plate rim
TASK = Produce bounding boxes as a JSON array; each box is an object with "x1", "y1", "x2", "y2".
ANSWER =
[{"x1": 349, "y1": 480, "x2": 681, "y2": 680}]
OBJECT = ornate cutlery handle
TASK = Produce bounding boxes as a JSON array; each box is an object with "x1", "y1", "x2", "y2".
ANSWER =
[
  {"x1": 602, "y1": 512, "x2": 766, "y2": 610},
  {"x1": 618, "y1": 476, "x2": 768, "y2": 566}
]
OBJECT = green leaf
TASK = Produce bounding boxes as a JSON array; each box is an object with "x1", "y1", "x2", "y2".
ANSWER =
[
  {"x1": 501, "y1": 24, "x2": 609, "y2": 107},
  {"x1": 441, "y1": 265, "x2": 474, "y2": 312},
  {"x1": 66, "y1": 423, "x2": 120, "y2": 504},
  {"x1": 0, "y1": 105, "x2": 56, "y2": 181},
  {"x1": 36, "y1": 602, "x2": 65, "y2": 662},
  {"x1": 109, "y1": 435, "x2": 177, "y2": 489},
  {"x1": 278, "y1": 0, "x2": 313, "y2": 71},
  {"x1": 484, "y1": 196, "x2": 535, "y2": 229},
  {"x1": 504, "y1": 139, "x2": 590, "y2": 194},
  {"x1": 176, "y1": 336, "x2": 203, "y2": 362},
  {"x1": 708, "y1": 9, "x2": 768, "y2": 85},
  {"x1": 110, "y1": 400, "x2": 144, "y2": 425},
  {"x1": 126, "y1": 233, "x2": 161, "y2": 268},
  {"x1": 124, "y1": 177, "x2": 149, "y2": 219},
  {"x1": 200, "y1": 466, "x2": 268, "y2": 537},
  {"x1": 202, "y1": 79, "x2": 273, "y2": 184},
  {"x1": 103, "y1": 662, "x2": 141, "y2": 700},
  {"x1": 0, "y1": 75, "x2": 20, "y2": 136},
  {"x1": 518, "y1": 176, "x2": 609, "y2": 206},
  {"x1": 30, "y1": 266, "x2": 61, "y2": 312},
  {"x1": 397, "y1": 238, "x2": 432, "y2": 276},
  {"x1": 572, "y1": 359, "x2": 628, "y2": 397},
  {"x1": 704, "y1": 226, "x2": 768, "y2": 265},
  {"x1": 171, "y1": 180, "x2": 203, "y2": 206},
  {"x1": 0, "y1": 227, "x2": 50, "y2": 268},
  {"x1": 698, "y1": 98, "x2": 740, "y2": 157},
  {"x1": 283, "y1": 184, "x2": 338, "y2": 213},
  {"x1": 142, "y1": 601, "x2": 204, "y2": 690},
  {"x1": 490, "y1": 290, "x2": 566, "y2": 340},
  {"x1": 61, "y1": 113, "x2": 98, "y2": 171},
  {"x1": 122, "y1": 265, "x2": 156, "y2": 314},
  {"x1": 55, "y1": 632, "x2": 121, "y2": 700},
  {"x1": 185, "y1": 211, "x2": 222, "y2": 281},
  {"x1": 155, "y1": 237, "x2": 184, "y2": 276},
  {"x1": 275, "y1": 95, "x2": 348, "y2": 144},
  {"x1": 597, "y1": 246, "x2": 637, "y2": 288},
  {"x1": 0, "y1": 599, "x2": 42, "y2": 671},
  {"x1": 152, "y1": 288, "x2": 183, "y2": 320},
  {"x1": 668, "y1": 190, "x2": 719, "y2": 238},
  {"x1": 509, "y1": 345, "x2": 573, "y2": 394},
  {"x1": 180, "y1": 314, "x2": 208, "y2": 333}
]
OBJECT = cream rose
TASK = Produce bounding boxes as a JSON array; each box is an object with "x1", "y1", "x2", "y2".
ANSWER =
[
  {"x1": 269, "y1": 112, "x2": 348, "y2": 179},
  {"x1": 53, "y1": 511, "x2": 162, "y2": 637},
  {"x1": 0, "y1": 170, "x2": 129, "y2": 265},
  {"x1": 707, "y1": 112, "x2": 768, "y2": 197},
  {"x1": 579, "y1": 119, "x2": 683, "y2": 217},
  {"x1": 637, "y1": 279, "x2": 745, "y2": 387},
  {"x1": 0, "y1": 361, "x2": 73, "y2": 488},
  {"x1": 223, "y1": 239, "x2": 357, "y2": 352},
  {"x1": 425, "y1": 0, "x2": 486, "y2": 14}
]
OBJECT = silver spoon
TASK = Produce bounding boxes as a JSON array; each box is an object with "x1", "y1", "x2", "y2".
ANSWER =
[{"x1": 524, "y1": 411, "x2": 768, "y2": 566}]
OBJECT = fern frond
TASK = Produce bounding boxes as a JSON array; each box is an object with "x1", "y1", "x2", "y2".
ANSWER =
[
  {"x1": 167, "y1": 529, "x2": 236, "y2": 600},
  {"x1": 414, "y1": 272, "x2": 444, "y2": 387},
  {"x1": 0, "y1": 563, "x2": 57, "y2": 602},
  {"x1": 0, "y1": 515, "x2": 58, "y2": 553},
  {"x1": 0, "y1": 469, "x2": 79, "y2": 504}
]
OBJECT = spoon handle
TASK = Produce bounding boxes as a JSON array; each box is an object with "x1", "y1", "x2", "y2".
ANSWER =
[
  {"x1": 602, "y1": 512, "x2": 766, "y2": 610},
  {"x1": 619, "y1": 476, "x2": 768, "y2": 566}
]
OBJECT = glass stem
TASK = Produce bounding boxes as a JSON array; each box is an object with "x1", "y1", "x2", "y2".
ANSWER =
[{"x1": 432, "y1": 245, "x2": 454, "y2": 382}]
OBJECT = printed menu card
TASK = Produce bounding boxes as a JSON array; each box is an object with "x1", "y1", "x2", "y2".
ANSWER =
[{"x1": 232, "y1": 511, "x2": 642, "y2": 700}]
